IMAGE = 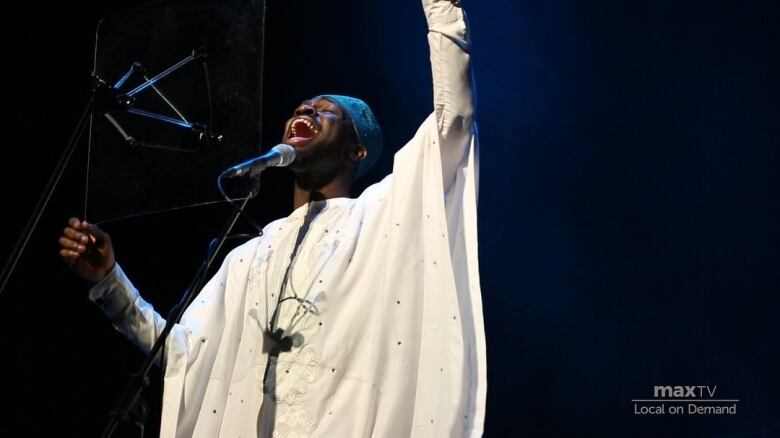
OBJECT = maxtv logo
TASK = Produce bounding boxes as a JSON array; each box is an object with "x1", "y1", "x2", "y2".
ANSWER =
[
  {"x1": 632, "y1": 385, "x2": 738, "y2": 416},
  {"x1": 653, "y1": 385, "x2": 717, "y2": 398}
]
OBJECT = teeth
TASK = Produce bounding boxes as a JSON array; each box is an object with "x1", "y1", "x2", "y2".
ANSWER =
[{"x1": 290, "y1": 118, "x2": 318, "y2": 137}]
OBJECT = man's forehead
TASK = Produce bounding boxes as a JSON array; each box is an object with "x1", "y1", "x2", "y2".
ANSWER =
[{"x1": 301, "y1": 97, "x2": 342, "y2": 110}]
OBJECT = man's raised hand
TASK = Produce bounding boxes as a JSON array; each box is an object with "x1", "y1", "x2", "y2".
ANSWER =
[{"x1": 59, "y1": 217, "x2": 116, "y2": 283}]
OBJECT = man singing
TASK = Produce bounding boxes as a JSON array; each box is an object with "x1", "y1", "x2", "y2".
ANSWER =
[{"x1": 59, "y1": 0, "x2": 485, "y2": 436}]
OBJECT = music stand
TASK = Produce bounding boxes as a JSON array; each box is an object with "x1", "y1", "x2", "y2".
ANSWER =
[
  {"x1": 87, "y1": 0, "x2": 267, "y2": 225},
  {"x1": 0, "y1": 0, "x2": 267, "y2": 435}
]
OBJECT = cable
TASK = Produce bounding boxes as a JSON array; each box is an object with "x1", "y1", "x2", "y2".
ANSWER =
[{"x1": 216, "y1": 173, "x2": 265, "y2": 235}]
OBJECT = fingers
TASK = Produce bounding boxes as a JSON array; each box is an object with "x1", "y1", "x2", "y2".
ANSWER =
[
  {"x1": 59, "y1": 236, "x2": 86, "y2": 253},
  {"x1": 64, "y1": 218, "x2": 109, "y2": 246},
  {"x1": 63, "y1": 226, "x2": 89, "y2": 244},
  {"x1": 61, "y1": 218, "x2": 89, "y2": 266},
  {"x1": 84, "y1": 222, "x2": 110, "y2": 245},
  {"x1": 59, "y1": 248, "x2": 77, "y2": 262},
  {"x1": 67, "y1": 217, "x2": 93, "y2": 232}
]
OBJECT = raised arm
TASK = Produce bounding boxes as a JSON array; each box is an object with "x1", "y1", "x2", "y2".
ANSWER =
[
  {"x1": 59, "y1": 217, "x2": 174, "y2": 355},
  {"x1": 423, "y1": 0, "x2": 475, "y2": 190},
  {"x1": 89, "y1": 263, "x2": 172, "y2": 355}
]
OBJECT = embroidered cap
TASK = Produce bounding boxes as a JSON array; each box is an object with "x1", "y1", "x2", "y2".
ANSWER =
[{"x1": 315, "y1": 94, "x2": 382, "y2": 179}]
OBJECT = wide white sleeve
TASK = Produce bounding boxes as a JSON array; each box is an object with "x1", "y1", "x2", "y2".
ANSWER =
[
  {"x1": 424, "y1": 0, "x2": 475, "y2": 192},
  {"x1": 88, "y1": 256, "x2": 235, "y2": 359},
  {"x1": 89, "y1": 263, "x2": 178, "y2": 357}
]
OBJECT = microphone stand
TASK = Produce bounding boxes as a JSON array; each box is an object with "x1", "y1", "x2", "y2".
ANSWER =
[
  {"x1": 101, "y1": 189, "x2": 255, "y2": 438},
  {"x1": 0, "y1": 91, "x2": 96, "y2": 296}
]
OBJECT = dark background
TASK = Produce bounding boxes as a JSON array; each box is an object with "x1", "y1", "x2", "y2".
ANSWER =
[{"x1": 1, "y1": 0, "x2": 778, "y2": 437}]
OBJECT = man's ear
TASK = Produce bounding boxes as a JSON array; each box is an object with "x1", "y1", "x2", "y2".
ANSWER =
[{"x1": 348, "y1": 144, "x2": 367, "y2": 162}]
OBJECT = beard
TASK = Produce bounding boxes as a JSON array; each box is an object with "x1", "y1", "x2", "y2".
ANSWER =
[{"x1": 289, "y1": 138, "x2": 351, "y2": 191}]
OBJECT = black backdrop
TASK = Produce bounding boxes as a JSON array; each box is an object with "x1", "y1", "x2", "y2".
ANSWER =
[{"x1": 0, "y1": 1, "x2": 778, "y2": 437}]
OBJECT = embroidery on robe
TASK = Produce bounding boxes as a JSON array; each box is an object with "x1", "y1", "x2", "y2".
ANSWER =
[
  {"x1": 265, "y1": 346, "x2": 320, "y2": 406},
  {"x1": 272, "y1": 406, "x2": 314, "y2": 438}
]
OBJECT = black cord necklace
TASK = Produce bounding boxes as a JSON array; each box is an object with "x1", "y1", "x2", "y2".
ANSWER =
[{"x1": 262, "y1": 199, "x2": 325, "y2": 392}]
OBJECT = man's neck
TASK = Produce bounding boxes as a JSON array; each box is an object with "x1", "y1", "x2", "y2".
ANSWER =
[{"x1": 292, "y1": 170, "x2": 353, "y2": 210}]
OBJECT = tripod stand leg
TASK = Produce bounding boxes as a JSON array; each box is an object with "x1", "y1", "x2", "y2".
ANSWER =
[{"x1": 0, "y1": 96, "x2": 94, "y2": 296}]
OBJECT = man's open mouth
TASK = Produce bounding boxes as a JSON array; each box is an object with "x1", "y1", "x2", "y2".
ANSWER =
[{"x1": 287, "y1": 118, "x2": 320, "y2": 145}]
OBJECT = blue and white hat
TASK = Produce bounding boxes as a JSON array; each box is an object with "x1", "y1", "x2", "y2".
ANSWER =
[{"x1": 315, "y1": 94, "x2": 383, "y2": 179}]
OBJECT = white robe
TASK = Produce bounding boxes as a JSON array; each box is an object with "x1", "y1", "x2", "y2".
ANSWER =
[{"x1": 90, "y1": 1, "x2": 485, "y2": 436}]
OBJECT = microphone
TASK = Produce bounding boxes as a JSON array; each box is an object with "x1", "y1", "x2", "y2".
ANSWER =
[{"x1": 220, "y1": 144, "x2": 296, "y2": 178}]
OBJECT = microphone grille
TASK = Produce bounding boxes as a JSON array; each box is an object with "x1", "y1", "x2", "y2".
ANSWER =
[{"x1": 271, "y1": 143, "x2": 296, "y2": 167}]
